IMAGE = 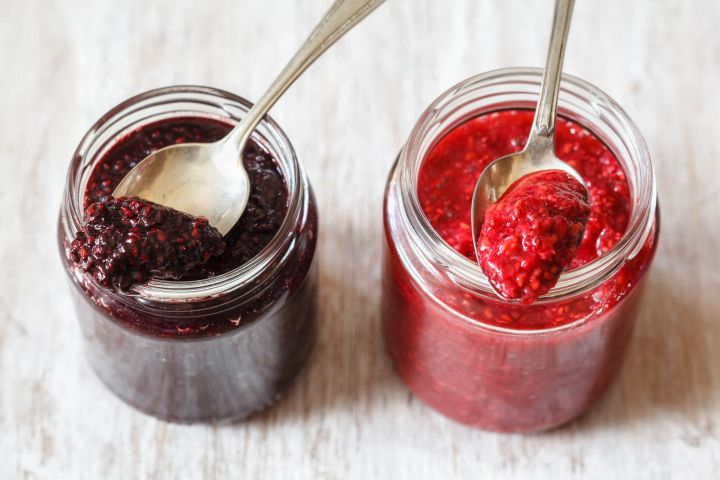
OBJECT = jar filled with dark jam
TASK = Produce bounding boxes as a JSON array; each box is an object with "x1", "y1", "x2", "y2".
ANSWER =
[
  {"x1": 382, "y1": 69, "x2": 659, "y2": 432},
  {"x1": 58, "y1": 86, "x2": 318, "y2": 423}
]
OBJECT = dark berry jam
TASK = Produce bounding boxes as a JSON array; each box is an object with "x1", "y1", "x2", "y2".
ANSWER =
[
  {"x1": 60, "y1": 106, "x2": 318, "y2": 423},
  {"x1": 84, "y1": 117, "x2": 288, "y2": 281},
  {"x1": 382, "y1": 107, "x2": 658, "y2": 432},
  {"x1": 71, "y1": 197, "x2": 225, "y2": 291},
  {"x1": 477, "y1": 170, "x2": 591, "y2": 304}
]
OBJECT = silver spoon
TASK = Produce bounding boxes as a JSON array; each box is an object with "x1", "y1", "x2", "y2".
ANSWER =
[
  {"x1": 113, "y1": 0, "x2": 384, "y2": 236},
  {"x1": 470, "y1": 0, "x2": 586, "y2": 260}
]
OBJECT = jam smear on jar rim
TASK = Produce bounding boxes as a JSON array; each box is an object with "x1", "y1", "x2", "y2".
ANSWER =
[
  {"x1": 73, "y1": 116, "x2": 289, "y2": 291},
  {"x1": 478, "y1": 169, "x2": 591, "y2": 304}
]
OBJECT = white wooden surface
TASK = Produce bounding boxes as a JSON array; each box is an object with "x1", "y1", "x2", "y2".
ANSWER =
[{"x1": 1, "y1": 0, "x2": 719, "y2": 478}]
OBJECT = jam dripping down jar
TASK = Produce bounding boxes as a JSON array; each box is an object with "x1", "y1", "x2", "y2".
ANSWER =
[
  {"x1": 381, "y1": 68, "x2": 659, "y2": 432},
  {"x1": 58, "y1": 86, "x2": 319, "y2": 423}
]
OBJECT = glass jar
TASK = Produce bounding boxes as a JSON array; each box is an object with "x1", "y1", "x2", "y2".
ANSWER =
[
  {"x1": 382, "y1": 68, "x2": 659, "y2": 433},
  {"x1": 58, "y1": 86, "x2": 319, "y2": 423}
]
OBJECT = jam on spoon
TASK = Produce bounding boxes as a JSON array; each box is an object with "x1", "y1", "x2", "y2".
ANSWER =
[
  {"x1": 70, "y1": 197, "x2": 225, "y2": 291},
  {"x1": 476, "y1": 169, "x2": 590, "y2": 304}
]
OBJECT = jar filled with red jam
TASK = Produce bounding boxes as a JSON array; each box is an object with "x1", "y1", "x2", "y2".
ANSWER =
[
  {"x1": 58, "y1": 86, "x2": 318, "y2": 423},
  {"x1": 382, "y1": 68, "x2": 659, "y2": 432}
]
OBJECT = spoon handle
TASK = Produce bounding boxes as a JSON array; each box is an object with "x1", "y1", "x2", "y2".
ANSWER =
[
  {"x1": 225, "y1": 0, "x2": 385, "y2": 155},
  {"x1": 533, "y1": 0, "x2": 575, "y2": 138}
]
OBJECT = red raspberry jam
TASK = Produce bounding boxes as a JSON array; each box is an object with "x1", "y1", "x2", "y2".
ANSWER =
[
  {"x1": 477, "y1": 169, "x2": 591, "y2": 304},
  {"x1": 419, "y1": 110, "x2": 630, "y2": 276},
  {"x1": 383, "y1": 107, "x2": 658, "y2": 432},
  {"x1": 60, "y1": 97, "x2": 318, "y2": 423}
]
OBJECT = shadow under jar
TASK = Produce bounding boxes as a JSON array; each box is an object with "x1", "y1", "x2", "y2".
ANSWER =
[
  {"x1": 382, "y1": 68, "x2": 659, "y2": 433},
  {"x1": 58, "y1": 86, "x2": 318, "y2": 423}
]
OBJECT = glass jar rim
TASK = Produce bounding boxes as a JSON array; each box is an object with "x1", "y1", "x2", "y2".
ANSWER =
[
  {"x1": 397, "y1": 67, "x2": 657, "y2": 305},
  {"x1": 63, "y1": 85, "x2": 306, "y2": 302}
]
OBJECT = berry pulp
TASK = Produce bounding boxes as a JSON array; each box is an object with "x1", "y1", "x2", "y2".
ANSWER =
[{"x1": 477, "y1": 170, "x2": 591, "y2": 304}]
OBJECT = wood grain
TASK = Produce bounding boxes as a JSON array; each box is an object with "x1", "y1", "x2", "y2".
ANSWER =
[{"x1": 1, "y1": 0, "x2": 718, "y2": 478}]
